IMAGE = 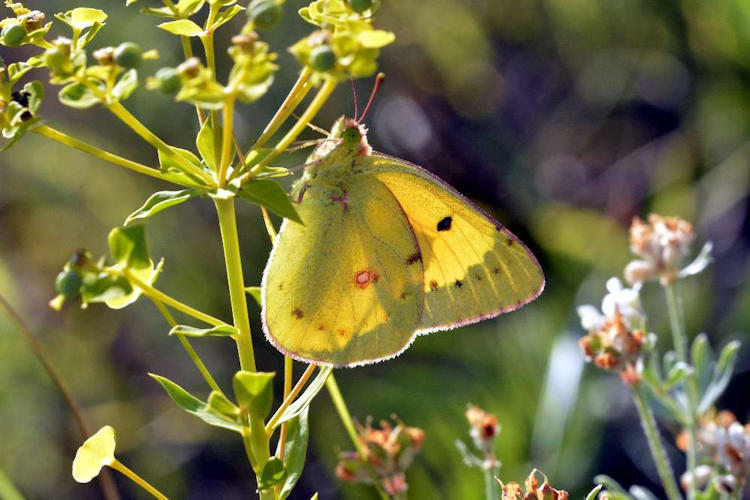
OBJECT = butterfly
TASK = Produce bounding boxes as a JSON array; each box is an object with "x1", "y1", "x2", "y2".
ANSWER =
[{"x1": 261, "y1": 116, "x2": 544, "y2": 367}]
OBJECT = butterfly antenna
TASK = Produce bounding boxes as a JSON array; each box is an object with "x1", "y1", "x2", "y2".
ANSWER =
[
  {"x1": 290, "y1": 112, "x2": 330, "y2": 136},
  {"x1": 356, "y1": 72, "x2": 385, "y2": 124},
  {"x1": 351, "y1": 77, "x2": 360, "y2": 120}
]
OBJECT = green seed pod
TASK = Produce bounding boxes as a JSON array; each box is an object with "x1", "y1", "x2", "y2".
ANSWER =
[
  {"x1": 248, "y1": 0, "x2": 281, "y2": 30},
  {"x1": 154, "y1": 67, "x2": 181, "y2": 95},
  {"x1": 55, "y1": 270, "x2": 83, "y2": 299},
  {"x1": 309, "y1": 45, "x2": 336, "y2": 72},
  {"x1": 2, "y1": 22, "x2": 26, "y2": 47},
  {"x1": 114, "y1": 42, "x2": 143, "y2": 69},
  {"x1": 348, "y1": 0, "x2": 373, "y2": 13},
  {"x1": 43, "y1": 47, "x2": 69, "y2": 72}
]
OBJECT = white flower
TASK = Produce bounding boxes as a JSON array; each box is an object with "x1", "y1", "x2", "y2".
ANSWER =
[{"x1": 577, "y1": 278, "x2": 644, "y2": 332}]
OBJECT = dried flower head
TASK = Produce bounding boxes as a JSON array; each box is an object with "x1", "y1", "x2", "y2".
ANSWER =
[
  {"x1": 577, "y1": 279, "x2": 647, "y2": 384},
  {"x1": 678, "y1": 410, "x2": 750, "y2": 493},
  {"x1": 335, "y1": 417, "x2": 424, "y2": 496},
  {"x1": 499, "y1": 469, "x2": 569, "y2": 500},
  {"x1": 625, "y1": 214, "x2": 697, "y2": 286}
]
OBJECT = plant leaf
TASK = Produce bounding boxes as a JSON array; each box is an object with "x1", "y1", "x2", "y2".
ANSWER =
[
  {"x1": 150, "y1": 374, "x2": 242, "y2": 433},
  {"x1": 278, "y1": 408, "x2": 309, "y2": 499},
  {"x1": 158, "y1": 19, "x2": 204, "y2": 36},
  {"x1": 112, "y1": 69, "x2": 139, "y2": 101},
  {"x1": 211, "y1": 5, "x2": 244, "y2": 30},
  {"x1": 196, "y1": 119, "x2": 220, "y2": 170},
  {"x1": 233, "y1": 371, "x2": 275, "y2": 420},
  {"x1": 59, "y1": 82, "x2": 102, "y2": 109},
  {"x1": 169, "y1": 324, "x2": 238, "y2": 337},
  {"x1": 238, "y1": 180, "x2": 301, "y2": 223},
  {"x1": 125, "y1": 189, "x2": 198, "y2": 225},
  {"x1": 585, "y1": 485, "x2": 604, "y2": 500},
  {"x1": 698, "y1": 340, "x2": 741, "y2": 414},
  {"x1": 275, "y1": 366, "x2": 332, "y2": 427},
  {"x1": 691, "y1": 333, "x2": 713, "y2": 394},
  {"x1": 245, "y1": 286, "x2": 261, "y2": 306},
  {"x1": 72, "y1": 426, "x2": 116, "y2": 483},
  {"x1": 259, "y1": 458, "x2": 287, "y2": 491},
  {"x1": 66, "y1": 8, "x2": 108, "y2": 29},
  {"x1": 663, "y1": 362, "x2": 692, "y2": 390},
  {"x1": 594, "y1": 475, "x2": 627, "y2": 494},
  {"x1": 108, "y1": 225, "x2": 151, "y2": 270}
]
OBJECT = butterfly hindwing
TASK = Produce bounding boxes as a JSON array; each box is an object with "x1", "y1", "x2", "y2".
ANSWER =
[
  {"x1": 262, "y1": 174, "x2": 424, "y2": 366},
  {"x1": 356, "y1": 153, "x2": 545, "y2": 333}
]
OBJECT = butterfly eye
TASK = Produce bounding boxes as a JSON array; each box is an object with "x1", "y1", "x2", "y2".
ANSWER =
[{"x1": 342, "y1": 127, "x2": 361, "y2": 147}]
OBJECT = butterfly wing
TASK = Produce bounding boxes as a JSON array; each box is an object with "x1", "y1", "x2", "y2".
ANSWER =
[
  {"x1": 355, "y1": 153, "x2": 545, "y2": 333},
  {"x1": 262, "y1": 175, "x2": 425, "y2": 366}
]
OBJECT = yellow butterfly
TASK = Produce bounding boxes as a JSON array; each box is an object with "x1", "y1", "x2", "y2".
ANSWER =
[{"x1": 261, "y1": 117, "x2": 544, "y2": 366}]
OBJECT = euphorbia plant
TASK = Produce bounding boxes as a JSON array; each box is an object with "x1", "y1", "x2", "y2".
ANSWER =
[{"x1": 0, "y1": 0, "x2": 395, "y2": 497}]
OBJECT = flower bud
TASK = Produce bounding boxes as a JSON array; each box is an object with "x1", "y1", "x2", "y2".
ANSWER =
[
  {"x1": 247, "y1": 0, "x2": 281, "y2": 30},
  {"x1": 309, "y1": 45, "x2": 336, "y2": 72},
  {"x1": 114, "y1": 42, "x2": 142, "y2": 69},
  {"x1": 2, "y1": 22, "x2": 26, "y2": 47}
]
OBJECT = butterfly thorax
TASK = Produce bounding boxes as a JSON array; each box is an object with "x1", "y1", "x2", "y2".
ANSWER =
[{"x1": 292, "y1": 117, "x2": 371, "y2": 198}]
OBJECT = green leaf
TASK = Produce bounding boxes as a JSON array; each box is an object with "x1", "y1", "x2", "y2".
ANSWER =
[
  {"x1": 259, "y1": 458, "x2": 286, "y2": 490},
  {"x1": 112, "y1": 69, "x2": 138, "y2": 101},
  {"x1": 125, "y1": 189, "x2": 197, "y2": 225},
  {"x1": 357, "y1": 30, "x2": 395, "y2": 48},
  {"x1": 233, "y1": 371, "x2": 275, "y2": 420},
  {"x1": 663, "y1": 361, "x2": 692, "y2": 390},
  {"x1": 691, "y1": 333, "x2": 713, "y2": 393},
  {"x1": 238, "y1": 180, "x2": 301, "y2": 223},
  {"x1": 211, "y1": 5, "x2": 244, "y2": 30},
  {"x1": 108, "y1": 225, "x2": 150, "y2": 270},
  {"x1": 585, "y1": 485, "x2": 604, "y2": 500},
  {"x1": 196, "y1": 119, "x2": 220, "y2": 170},
  {"x1": 72, "y1": 425, "x2": 116, "y2": 483},
  {"x1": 206, "y1": 391, "x2": 240, "y2": 420},
  {"x1": 59, "y1": 82, "x2": 102, "y2": 109},
  {"x1": 169, "y1": 324, "x2": 238, "y2": 337},
  {"x1": 64, "y1": 8, "x2": 108, "y2": 29},
  {"x1": 150, "y1": 374, "x2": 242, "y2": 432},
  {"x1": 698, "y1": 340, "x2": 741, "y2": 414},
  {"x1": 245, "y1": 286, "x2": 262, "y2": 306},
  {"x1": 278, "y1": 408, "x2": 310, "y2": 499},
  {"x1": 158, "y1": 146, "x2": 206, "y2": 184},
  {"x1": 275, "y1": 367, "x2": 332, "y2": 427},
  {"x1": 177, "y1": 0, "x2": 207, "y2": 16},
  {"x1": 106, "y1": 258, "x2": 163, "y2": 310},
  {"x1": 80, "y1": 272, "x2": 132, "y2": 307},
  {"x1": 158, "y1": 19, "x2": 204, "y2": 36},
  {"x1": 126, "y1": 0, "x2": 140, "y2": 5}
]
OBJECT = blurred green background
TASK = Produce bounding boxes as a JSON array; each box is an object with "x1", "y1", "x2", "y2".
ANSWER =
[{"x1": 1, "y1": 0, "x2": 750, "y2": 498}]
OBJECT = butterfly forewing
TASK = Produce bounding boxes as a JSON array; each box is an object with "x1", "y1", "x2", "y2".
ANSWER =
[
  {"x1": 358, "y1": 154, "x2": 545, "y2": 333},
  {"x1": 262, "y1": 175, "x2": 424, "y2": 366}
]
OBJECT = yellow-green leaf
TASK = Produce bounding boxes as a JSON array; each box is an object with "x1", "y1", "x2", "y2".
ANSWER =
[
  {"x1": 158, "y1": 19, "x2": 204, "y2": 36},
  {"x1": 72, "y1": 426, "x2": 116, "y2": 483},
  {"x1": 68, "y1": 8, "x2": 108, "y2": 29}
]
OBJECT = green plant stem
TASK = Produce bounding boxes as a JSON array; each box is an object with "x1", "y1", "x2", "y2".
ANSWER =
[
  {"x1": 0, "y1": 293, "x2": 121, "y2": 500},
  {"x1": 277, "y1": 356, "x2": 294, "y2": 457},
  {"x1": 484, "y1": 467, "x2": 499, "y2": 500},
  {"x1": 247, "y1": 67, "x2": 313, "y2": 154},
  {"x1": 107, "y1": 101, "x2": 215, "y2": 186},
  {"x1": 150, "y1": 299, "x2": 225, "y2": 397},
  {"x1": 122, "y1": 269, "x2": 225, "y2": 327},
  {"x1": 631, "y1": 383, "x2": 681, "y2": 500},
  {"x1": 265, "y1": 364, "x2": 317, "y2": 434},
  {"x1": 0, "y1": 467, "x2": 24, "y2": 500},
  {"x1": 218, "y1": 97, "x2": 235, "y2": 185},
  {"x1": 326, "y1": 374, "x2": 389, "y2": 500},
  {"x1": 249, "y1": 77, "x2": 337, "y2": 176},
  {"x1": 665, "y1": 282, "x2": 698, "y2": 500},
  {"x1": 110, "y1": 459, "x2": 168, "y2": 500},
  {"x1": 32, "y1": 125, "x2": 186, "y2": 186},
  {"x1": 212, "y1": 197, "x2": 257, "y2": 372}
]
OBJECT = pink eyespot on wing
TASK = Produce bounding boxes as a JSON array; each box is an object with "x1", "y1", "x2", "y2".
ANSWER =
[{"x1": 354, "y1": 269, "x2": 379, "y2": 289}]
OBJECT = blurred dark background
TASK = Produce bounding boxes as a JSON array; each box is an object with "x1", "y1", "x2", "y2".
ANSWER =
[{"x1": 1, "y1": 0, "x2": 750, "y2": 498}]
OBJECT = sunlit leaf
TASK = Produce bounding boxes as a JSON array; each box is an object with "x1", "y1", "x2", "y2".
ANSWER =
[
  {"x1": 245, "y1": 286, "x2": 262, "y2": 306},
  {"x1": 158, "y1": 19, "x2": 204, "y2": 37},
  {"x1": 72, "y1": 426, "x2": 116, "y2": 483},
  {"x1": 59, "y1": 82, "x2": 102, "y2": 109},
  {"x1": 278, "y1": 408, "x2": 309, "y2": 499},
  {"x1": 698, "y1": 340, "x2": 741, "y2": 414},
  {"x1": 125, "y1": 189, "x2": 198, "y2": 225},
  {"x1": 112, "y1": 69, "x2": 139, "y2": 101},
  {"x1": 275, "y1": 366, "x2": 332, "y2": 427},
  {"x1": 169, "y1": 324, "x2": 238, "y2": 337},
  {"x1": 150, "y1": 374, "x2": 242, "y2": 432},
  {"x1": 238, "y1": 180, "x2": 301, "y2": 223},
  {"x1": 233, "y1": 371, "x2": 275, "y2": 420}
]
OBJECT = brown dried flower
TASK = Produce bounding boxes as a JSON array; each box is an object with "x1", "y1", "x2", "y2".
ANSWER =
[
  {"x1": 625, "y1": 214, "x2": 695, "y2": 286},
  {"x1": 578, "y1": 309, "x2": 645, "y2": 384},
  {"x1": 335, "y1": 417, "x2": 424, "y2": 496},
  {"x1": 500, "y1": 469, "x2": 569, "y2": 500}
]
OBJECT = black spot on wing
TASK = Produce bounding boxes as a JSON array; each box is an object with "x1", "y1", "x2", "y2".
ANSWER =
[
  {"x1": 454, "y1": 280, "x2": 463, "y2": 288},
  {"x1": 429, "y1": 280, "x2": 438, "y2": 291},
  {"x1": 406, "y1": 252, "x2": 422, "y2": 265},
  {"x1": 437, "y1": 216, "x2": 452, "y2": 232},
  {"x1": 292, "y1": 308, "x2": 304, "y2": 319}
]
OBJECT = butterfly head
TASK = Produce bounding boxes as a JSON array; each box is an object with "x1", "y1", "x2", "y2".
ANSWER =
[{"x1": 308, "y1": 116, "x2": 371, "y2": 166}]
